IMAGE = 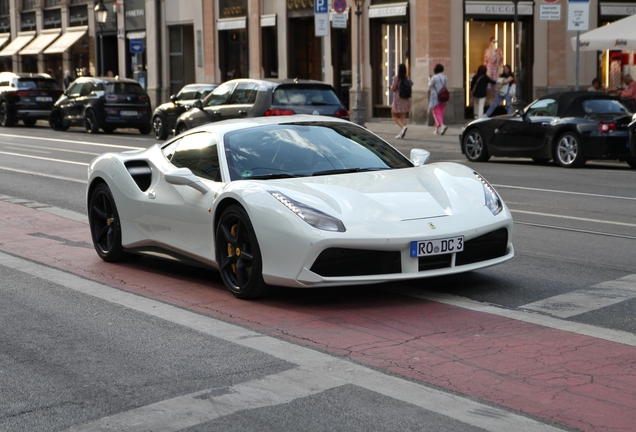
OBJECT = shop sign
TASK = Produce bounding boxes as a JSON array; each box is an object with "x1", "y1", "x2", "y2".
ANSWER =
[
  {"x1": 369, "y1": 2, "x2": 407, "y2": 18},
  {"x1": 125, "y1": 0, "x2": 146, "y2": 31},
  {"x1": 220, "y1": 0, "x2": 247, "y2": 18},
  {"x1": 43, "y1": 9, "x2": 62, "y2": 29},
  {"x1": 217, "y1": 17, "x2": 246, "y2": 30},
  {"x1": 465, "y1": 1, "x2": 533, "y2": 16},
  {"x1": 20, "y1": 12, "x2": 36, "y2": 32},
  {"x1": 261, "y1": 14, "x2": 276, "y2": 27},
  {"x1": 69, "y1": 5, "x2": 88, "y2": 27},
  {"x1": 540, "y1": 4, "x2": 561, "y2": 20},
  {"x1": 0, "y1": 17, "x2": 10, "y2": 33},
  {"x1": 600, "y1": 2, "x2": 636, "y2": 16},
  {"x1": 568, "y1": 0, "x2": 589, "y2": 31}
]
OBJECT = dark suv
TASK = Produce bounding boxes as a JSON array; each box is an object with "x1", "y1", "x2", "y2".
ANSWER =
[
  {"x1": 0, "y1": 72, "x2": 63, "y2": 127},
  {"x1": 173, "y1": 78, "x2": 349, "y2": 135},
  {"x1": 49, "y1": 77, "x2": 152, "y2": 134}
]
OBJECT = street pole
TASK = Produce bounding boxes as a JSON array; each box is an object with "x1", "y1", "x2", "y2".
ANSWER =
[
  {"x1": 99, "y1": 25, "x2": 104, "y2": 76},
  {"x1": 575, "y1": 31, "x2": 580, "y2": 90},
  {"x1": 352, "y1": 0, "x2": 366, "y2": 127},
  {"x1": 512, "y1": 0, "x2": 525, "y2": 111}
]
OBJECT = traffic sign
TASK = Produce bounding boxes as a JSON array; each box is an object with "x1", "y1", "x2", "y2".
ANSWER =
[
  {"x1": 334, "y1": 0, "x2": 347, "y2": 14},
  {"x1": 129, "y1": 38, "x2": 144, "y2": 53},
  {"x1": 568, "y1": 0, "x2": 590, "y2": 31},
  {"x1": 314, "y1": 0, "x2": 328, "y2": 14}
]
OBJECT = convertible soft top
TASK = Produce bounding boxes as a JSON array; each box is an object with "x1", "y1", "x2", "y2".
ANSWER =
[{"x1": 538, "y1": 91, "x2": 630, "y2": 117}]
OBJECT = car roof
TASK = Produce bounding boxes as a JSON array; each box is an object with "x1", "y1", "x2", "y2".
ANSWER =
[
  {"x1": 538, "y1": 91, "x2": 626, "y2": 117},
  {"x1": 223, "y1": 78, "x2": 335, "y2": 89},
  {"x1": 185, "y1": 114, "x2": 352, "y2": 136},
  {"x1": 75, "y1": 76, "x2": 141, "y2": 84},
  {"x1": 0, "y1": 72, "x2": 54, "y2": 79}
]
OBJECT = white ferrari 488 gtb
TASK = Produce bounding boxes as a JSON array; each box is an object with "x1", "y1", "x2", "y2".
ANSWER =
[{"x1": 87, "y1": 116, "x2": 514, "y2": 299}]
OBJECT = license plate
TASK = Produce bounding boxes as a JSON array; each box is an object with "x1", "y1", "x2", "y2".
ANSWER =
[
  {"x1": 410, "y1": 236, "x2": 464, "y2": 257},
  {"x1": 120, "y1": 110, "x2": 138, "y2": 116},
  {"x1": 36, "y1": 96, "x2": 52, "y2": 102}
]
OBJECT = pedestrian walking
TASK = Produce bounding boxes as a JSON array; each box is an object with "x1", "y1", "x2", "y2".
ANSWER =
[
  {"x1": 428, "y1": 63, "x2": 448, "y2": 135},
  {"x1": 63, "y1": 70, "x2": 73, "y2": 90},
  {"x1": 470, "y1": 65, "x2": 496, "y2": 119},
  {"x1": 390, "y1": 63, "x2": 412, "y2": 139},
  {"x1": 484, "y1": 64, "x2": 514, "y2": 117}
]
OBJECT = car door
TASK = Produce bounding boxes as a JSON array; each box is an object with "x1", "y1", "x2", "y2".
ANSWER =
[
  {"x1": 492, "y1": 98, "x2": 558, "y2": 154},
  {"x1": 58, "y1": 81, "x2": 85, "y2": 122},
  {"x1": 145, "y1": 131, "x2": 225, "y2": 262},
  {"x1": 215, "y1": 82, "x2": 259, "y2": 120},
  {"x1": 185, "y1": 81, "x2": 236, "y2": 127}
]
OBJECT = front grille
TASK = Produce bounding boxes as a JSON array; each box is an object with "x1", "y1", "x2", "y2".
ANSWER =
[
  {"x1": 310, "y1": 248, "x2": 401, "y2": 277},
  {"x1": 418, "y1": 254, "x2": 452, "y2": 271},
  {"x1": 455, "y1": 228, "x2": 508, "y2": 266}
]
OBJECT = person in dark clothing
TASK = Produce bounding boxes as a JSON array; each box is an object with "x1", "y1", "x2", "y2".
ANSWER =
[
  {"x1": 470, "y1": 65, "x2": 496, "y2": 119},
  {"x1": 484, "y1": 64, "x2": 515, "y2": 117}
]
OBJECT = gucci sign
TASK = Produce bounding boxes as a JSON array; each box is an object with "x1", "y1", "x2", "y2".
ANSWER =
[{"x1": 287, "y1": 0, "x2": 314, "y2": 10}]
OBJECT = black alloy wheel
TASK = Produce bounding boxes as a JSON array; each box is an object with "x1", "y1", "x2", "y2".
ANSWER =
[
  {"x1": 89, "y1": 183, "x2": 127, "y2": 262},
  {"x1": 463, "y1": 129, "x2": 490, "y2": 162},
  {"x1": 153, "y1": 115, "x2": 168, "y2": 140},
  {"x1": 216, "y1": 205, "x2": 269, "y2": 299},
  {"x1": 85, "y1": 109, "x2": 99, "y2": 134},
  {"x1": 49, "y1": 111, "x2": 69, "y2": 131},
  {"x1": 0, "y1": 101, "x2": 15, "y2": 127},
  {"x1": 554, "y1": 132, "x2": 586, "y2": 168}
]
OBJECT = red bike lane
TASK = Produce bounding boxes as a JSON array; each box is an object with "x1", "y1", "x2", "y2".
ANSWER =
[{"x1": 1, "y1": 200, "x2": 635, "y2": 432}]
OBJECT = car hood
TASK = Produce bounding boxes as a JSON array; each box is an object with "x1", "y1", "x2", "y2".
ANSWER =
[{"x1": 253, "y1": 164, "x2": 487, "y2": 222}]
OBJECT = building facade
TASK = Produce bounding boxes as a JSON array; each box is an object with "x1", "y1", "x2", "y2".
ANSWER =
[{"x1": 0, "y1": 0, "x2": 634, "y2": 125}]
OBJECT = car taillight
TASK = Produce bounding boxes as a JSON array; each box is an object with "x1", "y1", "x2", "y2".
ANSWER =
[
  {"x1": 105, "y1": 93, "x2": 118, "y2": 101},
  {"x1": 13, "y1": 91, "x2": 30, "y2": 97},
  {"x1": 334, "y1": 108, "x2": 349, "y2": 119},
  {"x1": 599, "y1": 122, "x2": 617, "y2": 133},
  {"x1": 139, "y1": 95, "x2": 148, "y2": 102},
  {"x1": 265, "y1": 108, "x2": 296, "y2": 116}
]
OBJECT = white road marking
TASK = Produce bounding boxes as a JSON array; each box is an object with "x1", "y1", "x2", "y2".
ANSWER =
[
  {"x1": 3, "y1": 146, "x2": 51, "y2": 154},
  {"x1": 0, "y1": 150, "x2": 88, "y2": 165},
  {"x1": 494, "y1": 184, "x2": 636, "y2": 201},
  {"x1": 520, "y1": 274, "x2": 636, "y2": 318},
  {"x1": 0, "y1": 166, "x2": 86, "y2": 183},
  {"x1": 1, "y1": 142, "x2": 102, "y2": 156},
  {"x1": 0, "y1": 132, "x2": 145, "y2": 150},
  {"x1": 510, "y1": 209, "x2": 636, "y2": 228},
  {"x1": 0, "y1": 251, "x2": 564, "y2": 432}
]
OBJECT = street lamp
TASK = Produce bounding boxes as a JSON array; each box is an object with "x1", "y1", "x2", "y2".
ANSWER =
[
  {"x1": 512, "y1": 0, "x2": 525, "y2": 112},
  {"x1": 94, "y1": 0, "x2": 108, "y2": 76},
  {"x1": 352, "y1": 0, "x2": 365, "y2": 126}
]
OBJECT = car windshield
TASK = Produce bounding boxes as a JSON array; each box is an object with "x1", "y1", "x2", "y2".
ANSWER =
[
  {"x1": 104, "y1": 82, "x2": 146, "y2": 95},
  {"x1": 582, "y1": 99, "x2": 630, "y2": 115},
  {"x1": 178, "y1": 86, "x2": 215, "y2": 101},
  {"x1": 224, "y1": 122, "x2": 412, "y2": 181},
  {"x1": 17, "y1": 78, "x2": 61, "y2": 91},
  {"x1": 273, "y1": 86, "x2": 342, "y2": 106}
]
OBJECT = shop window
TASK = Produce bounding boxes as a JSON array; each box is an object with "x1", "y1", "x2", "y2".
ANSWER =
[
  {"x1": 0, "y1": 0, "x2": 8, "y2": 15},
  {"x1": 45, "y1": 0, "x2": 60, "y2": 7},
  {"x1": 381, "y1": 23, "x2": 408, "y2": 107},
  {"x1": 22, "y1": 0, "x2": 36, "y2": 10}
]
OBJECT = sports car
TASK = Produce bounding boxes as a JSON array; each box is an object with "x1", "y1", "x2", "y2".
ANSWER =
[
  {"x1": 460, "y1": 91, "x2": 636, "y2": 168},
  {"x1": 87, "y1": 116, "x2": 514, "y2": 299}
]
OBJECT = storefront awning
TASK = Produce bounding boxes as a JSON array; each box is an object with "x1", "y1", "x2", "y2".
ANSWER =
[
  {"x1": 572, "y1": 14, "x2": 636, "y2": 51},
  {"x1": 43, "y1": 26, "x2": 87, "y2": 54},
  {"x1": 0, "y1": 32, "x2": 35, "y2": 57},
  {"x1": 20, "y1": 30, "x2": 61, "y2": 56},
  {"x1": 0, "y1": 34, "x2": 10, "y2": 50}
]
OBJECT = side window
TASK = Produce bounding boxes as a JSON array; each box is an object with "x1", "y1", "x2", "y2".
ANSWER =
[
  {"x1": 67, "y1": 82, "x2": 84, "y2": 97},
  {"x1": 169, "y1": 132, "x2": 221, "y2": 182},
  {"x1": 205, "y1": 82, "x2": 235, "y2": 107},
  {"x1": 229, "y1": 83, "x2": 258, "y2": 104},
  {"x1": 161, "y1": 137, "x2": 181, "y2": 161},
  {"x1": 80, "y1": 82, "x2": 94, "y2": 96},
  {"x1": 526, "y1": 99, "x2": 558, "y2": 117}
]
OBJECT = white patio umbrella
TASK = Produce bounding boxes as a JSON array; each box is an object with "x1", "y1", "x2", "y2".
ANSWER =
[{"x1": 571, "y1": 13, "x2": 636, "y2": 51}]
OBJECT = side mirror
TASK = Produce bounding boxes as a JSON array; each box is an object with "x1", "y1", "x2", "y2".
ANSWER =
[
  {"x1": 170, "y1": 94, "x2": 176, "y2": 103},
  {"x1": 514, "y1": 109, "x2": 524, "y2": 117},
  {"x1": 164, "y1": 168, "x2": 210, "y2": 194},
  {"x1": 410, "y1": 149, "x2": 431, "y2": 166},
  {"x1": 192, "y1": 99, "x2": 203, "y2": 110}
]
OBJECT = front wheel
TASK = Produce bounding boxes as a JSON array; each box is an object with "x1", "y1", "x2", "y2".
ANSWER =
[
  {"x1": 463, "y1": 129, "x2": 490, "y2": 162},
  {"x1": 0, "y1": 101, "x2": 15, "y2": 127},
  {"x1": 216, "y1": 205, "x2": 269, "y2": 299},
  {"x1": 88, "y1": 183, "x2": 127, "y2": 262},
  {"x1": 85, "y1": 109, "x2": 99, "y2": 134},
  {"x1": 554, "y1": 132, "x2": 586, "y2": 168},
  {"x1": 152, "y1": 115, "x2": 168, "y2": 140}
]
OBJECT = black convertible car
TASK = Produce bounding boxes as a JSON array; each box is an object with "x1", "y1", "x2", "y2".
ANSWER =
[{"x1": 460, "y1": 91, "x2": 636, "y2": 168}]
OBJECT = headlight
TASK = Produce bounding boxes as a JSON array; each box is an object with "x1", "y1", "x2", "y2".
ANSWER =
[
  {"x1": 473, "y1": 172, "x2": 503, "y2": 216},
  {"x1": 269, "y1": 191, "x2": 346, "y2": 232}
]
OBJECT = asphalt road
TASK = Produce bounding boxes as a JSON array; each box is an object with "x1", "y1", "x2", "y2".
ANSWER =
[{"x1": 1, "y1": 120, "x2": 635, "y2": 431}]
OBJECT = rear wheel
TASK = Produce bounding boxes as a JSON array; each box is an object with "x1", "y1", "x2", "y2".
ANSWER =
[
  {"x1": 85, "y1": 109, "x2": 99, "y2": 134},
  {"x1": 216, "y1": 205, "x2": 269, "y2": 299},
  {"x1": 23, "y1": 118, "x2": 37, "y2": 127},
  {"x1": 88, "y1": 183, "x2": 127, "y2": 262},
  {"x1": 0, "y1": 101, "x2": 15, "y2": 127},
  {"x1": 49, "y1": 111, "x2": 69, "y2": 131},
  {"x1": 554, "y1": 132, "x2": 586, "y2": 168},
  {"x1": 463, "y1": 129, "x2": 490, "y2": 162},
  {"x1": 152, "y1": 115, "x2": 168, "y2": 140},
  {"x1": 175, "y1": 123, "x2": 188, "y2": 136}
]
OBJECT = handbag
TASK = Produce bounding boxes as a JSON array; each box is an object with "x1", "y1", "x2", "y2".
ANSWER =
[{"x1": 437, "y1": 76, "x2": 450, "y2": 103}]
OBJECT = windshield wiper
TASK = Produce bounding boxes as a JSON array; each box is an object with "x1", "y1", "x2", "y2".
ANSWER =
[
  {"x1": 311, "y1": 167, "x2": 387, "y2": 177},
  {"x1": 244, "y1": 173, "x2": 307, "y2": 180}
]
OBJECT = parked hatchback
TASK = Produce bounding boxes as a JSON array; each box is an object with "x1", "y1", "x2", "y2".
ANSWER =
[
  {"x1": 49, "y1": 77, "x2": 152, "y2": 134},
  {"x1": 0, "y1": 72, "x2": 63, "y2": 127},
  {"x1": 173, "y1": 78, "x2": 349, "y2": 135},
  {"x1": 152, "y1": 83, "x2": 218, "y2": 140}
]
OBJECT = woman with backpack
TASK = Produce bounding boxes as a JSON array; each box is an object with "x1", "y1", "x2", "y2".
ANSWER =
[
  {"x1": 484, "y1": 64, "x2": 515, "y2": 117},
  {"x1": 390, "y1": 63, "x2": 412, "y2": 139},
  {"x1": 428, "y1": 63, "x2": 448, "y2": 135},
  {"x1": 470, "y1": 65, "x2": 497, "y2": 119}
]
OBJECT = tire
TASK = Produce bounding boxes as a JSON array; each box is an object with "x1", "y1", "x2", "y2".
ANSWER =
[
  {"x1": 49, "y1": 111, "x2": 69, "y2": 131},
  {"x1": 463, "y1": 128, "x2": 490, "y2": 162},
  {"x1": 23, "y1": 118, "x2": 37, "y2": 127},
  {"x1": 138, "y1": 124, "x2": 152, "y2": 135},
  {"x1": 0, "y1": 101, "x2": 15, "y2": 127},
  {"x1": 216, "y1": 205, "x2": 269, "y2": 299},
  {"x1": 627, "y1": 157, "x2": 636, "y2": 168},
  {"x1": 85, "y1": 109, "x2": 99, "y2": 134},
  {"x1": 175, "y1": 123, "x2": 188, "y2": 136},
  {"x1": 88, "y1": 182, "x2": 127, "y2": 262},
  {"x1": 152, "y1": 115, "x2": 168, "y2": 140},
  {"x1": 554, "y1": 132, "x2": 586, "y2": 168}
]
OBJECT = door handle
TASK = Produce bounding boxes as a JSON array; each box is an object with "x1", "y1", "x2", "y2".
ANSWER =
[
  {"x1": 238, "y1": 110, "x2": 247, "y2": 115},
  {"x1": 541, "y1": 123, "x2": 550, "y2": 128}
]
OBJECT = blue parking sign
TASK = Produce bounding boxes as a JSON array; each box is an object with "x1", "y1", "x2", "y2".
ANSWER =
[
  {"x1": 130, "y1": 39, "x2": 144, "y2": 54},
  {"x1": 314, "y1": 0, "x2": 328, "y2": 14}
]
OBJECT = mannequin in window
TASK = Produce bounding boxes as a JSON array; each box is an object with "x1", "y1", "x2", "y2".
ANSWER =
[{"x1": 483, "y1": 36, "x2": 503, "y2": 82}]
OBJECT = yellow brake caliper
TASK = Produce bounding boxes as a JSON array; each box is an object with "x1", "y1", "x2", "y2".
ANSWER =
[{"x1": 227, "y1": 223, "x2": 239, "y2": 273}]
